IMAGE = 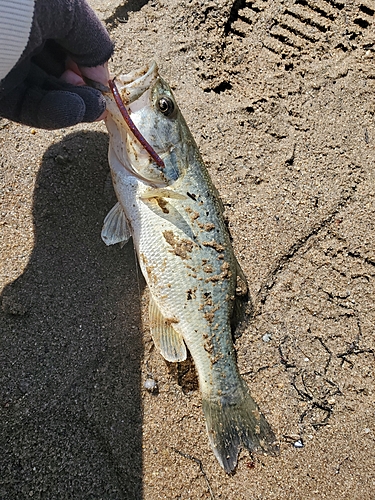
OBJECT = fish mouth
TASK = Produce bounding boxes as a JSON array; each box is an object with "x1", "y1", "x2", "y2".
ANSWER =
[
  {"x1": 106, "y1": 61, "x2": 175, "y2": 187},
  {"x1": 116, "y1": 61, "x2": 159, "y2": 104}
]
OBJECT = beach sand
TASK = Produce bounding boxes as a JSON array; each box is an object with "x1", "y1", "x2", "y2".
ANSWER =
[{"x1": 1, "y1": 1, "x2": 374, "y2": 498}]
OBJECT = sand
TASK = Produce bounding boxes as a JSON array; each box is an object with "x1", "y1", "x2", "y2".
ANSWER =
[{"x1": 1, "y1": 0, "x2": 374, "y2": 498}]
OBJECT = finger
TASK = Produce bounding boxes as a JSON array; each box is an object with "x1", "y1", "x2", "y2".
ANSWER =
[
  {"x1": 95, "y1": 109, "x2": 108, "y2": 122},
  {"x1": 80, "y1": 63, "x2": 110, "y2": 87},
  {"x1": 60, "y1": 68, "x2": 86, "y2": 86},
  {"x1": 35, "y1": 90, "x2": 87, "y2": 128},
  {"x1": 65, "y1": 57, "x2": 82, "y2": 76},
  {"x1": 0, "y1": 85, "x2": 106, "y2": 129},
  {"x1": 70, "y1": 86, "x2": 106, "y2": 122},
  {"x1": 35, "y1": 86, "x2": 106, "y2": 128}
]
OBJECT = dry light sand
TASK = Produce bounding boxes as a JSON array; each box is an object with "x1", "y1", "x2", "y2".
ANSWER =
[{"x1": 1, "y1": 0, "x2": 375, "y2": 498}]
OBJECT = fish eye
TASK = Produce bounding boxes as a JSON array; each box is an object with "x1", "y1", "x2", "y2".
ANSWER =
[{"x1": 157, "y1": 97, "x2": 175, "y2": 117}]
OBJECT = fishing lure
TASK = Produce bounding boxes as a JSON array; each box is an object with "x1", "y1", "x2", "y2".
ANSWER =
[{"x1": 108, "y1": 79, "x2": 165, "y2": 169}]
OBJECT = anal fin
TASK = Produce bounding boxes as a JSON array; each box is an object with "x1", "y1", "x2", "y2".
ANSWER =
[
  {"x1": 149, "y1": 295, "x2": 187, "y2": 362},
  {"x1": 231, "y1": 256, "x2": 252, "y2": 337}
]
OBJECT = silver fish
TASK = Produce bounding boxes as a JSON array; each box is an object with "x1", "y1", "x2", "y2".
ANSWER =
[{"x1": 102, "y1": 61, "x2": 279, "y2": 472}]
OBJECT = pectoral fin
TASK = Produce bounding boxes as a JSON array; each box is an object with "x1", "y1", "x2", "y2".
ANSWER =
[
  {"x1": 143, "y1": 197, "x2": 195, "y2": 241},
  {"x1": 101, "y1": 202, "x2": 131, "y2": 246},
  {"x1": 149, "y1": 295, "x2": 187, "y2": 362}
]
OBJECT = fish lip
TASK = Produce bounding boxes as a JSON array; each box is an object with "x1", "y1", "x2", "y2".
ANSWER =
[{"x1": 116, "y1": 61, "x2": 159, "y2": 103}]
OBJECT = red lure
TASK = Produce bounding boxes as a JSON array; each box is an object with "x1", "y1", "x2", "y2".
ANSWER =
[{"x1": 108, "y1": 79, "x2": 165, "y2": 169}]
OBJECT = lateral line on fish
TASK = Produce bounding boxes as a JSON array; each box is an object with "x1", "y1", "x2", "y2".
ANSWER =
[
  {"x1": 108, "y1": 79, "x2": 165, "y2": 169},
  {"x1": 140, "y1": 188, "x2": 188, "y2": 200}
]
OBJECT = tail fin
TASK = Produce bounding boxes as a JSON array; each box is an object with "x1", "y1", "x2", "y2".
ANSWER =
[{"x1": 202, "y1": 382, "x2": 279, "y2": 473}]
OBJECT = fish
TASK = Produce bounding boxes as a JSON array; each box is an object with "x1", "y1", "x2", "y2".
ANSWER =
[{"x1": 101, "y1": 61, "x2": 279, "y2": 472}]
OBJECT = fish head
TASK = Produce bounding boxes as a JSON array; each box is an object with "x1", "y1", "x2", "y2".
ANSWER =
[{"x1": 105, "y1": 61, "x2": 190, "y2": 187}]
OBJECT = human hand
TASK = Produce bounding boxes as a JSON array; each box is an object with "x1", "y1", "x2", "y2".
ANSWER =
[
  {"x1": 0, "y1": 0, "x2": 114, "y2": 129},
  {"x1": 61, "y1": 59, "x2": 111, "y2": 120}
]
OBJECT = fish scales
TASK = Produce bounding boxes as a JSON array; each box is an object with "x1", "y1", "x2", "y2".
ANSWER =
[
  {"x1": 114, "y1": 161, "x2": 236, "y2": 385},
  {"x1": 102, "y1": 61, "x2": 279, "y2": 472}
]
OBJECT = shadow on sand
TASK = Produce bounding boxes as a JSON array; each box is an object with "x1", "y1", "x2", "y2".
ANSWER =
[{"x1": 0, "y1": 131, "x2": 144, "y2": 499}]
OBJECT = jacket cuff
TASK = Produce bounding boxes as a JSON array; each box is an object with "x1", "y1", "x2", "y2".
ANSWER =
[{"x1": 0, "y1": 0, "x2": 35, "y2": 81}]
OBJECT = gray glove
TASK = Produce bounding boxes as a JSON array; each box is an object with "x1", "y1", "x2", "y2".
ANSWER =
[{"x1": 0, "y1": 0, "x2": 114, "y2": 129}]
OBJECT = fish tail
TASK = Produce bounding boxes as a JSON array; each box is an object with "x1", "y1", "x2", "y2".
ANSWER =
[{"x1": 202, "y1": 381, "x2": 279, "y2": 473}]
